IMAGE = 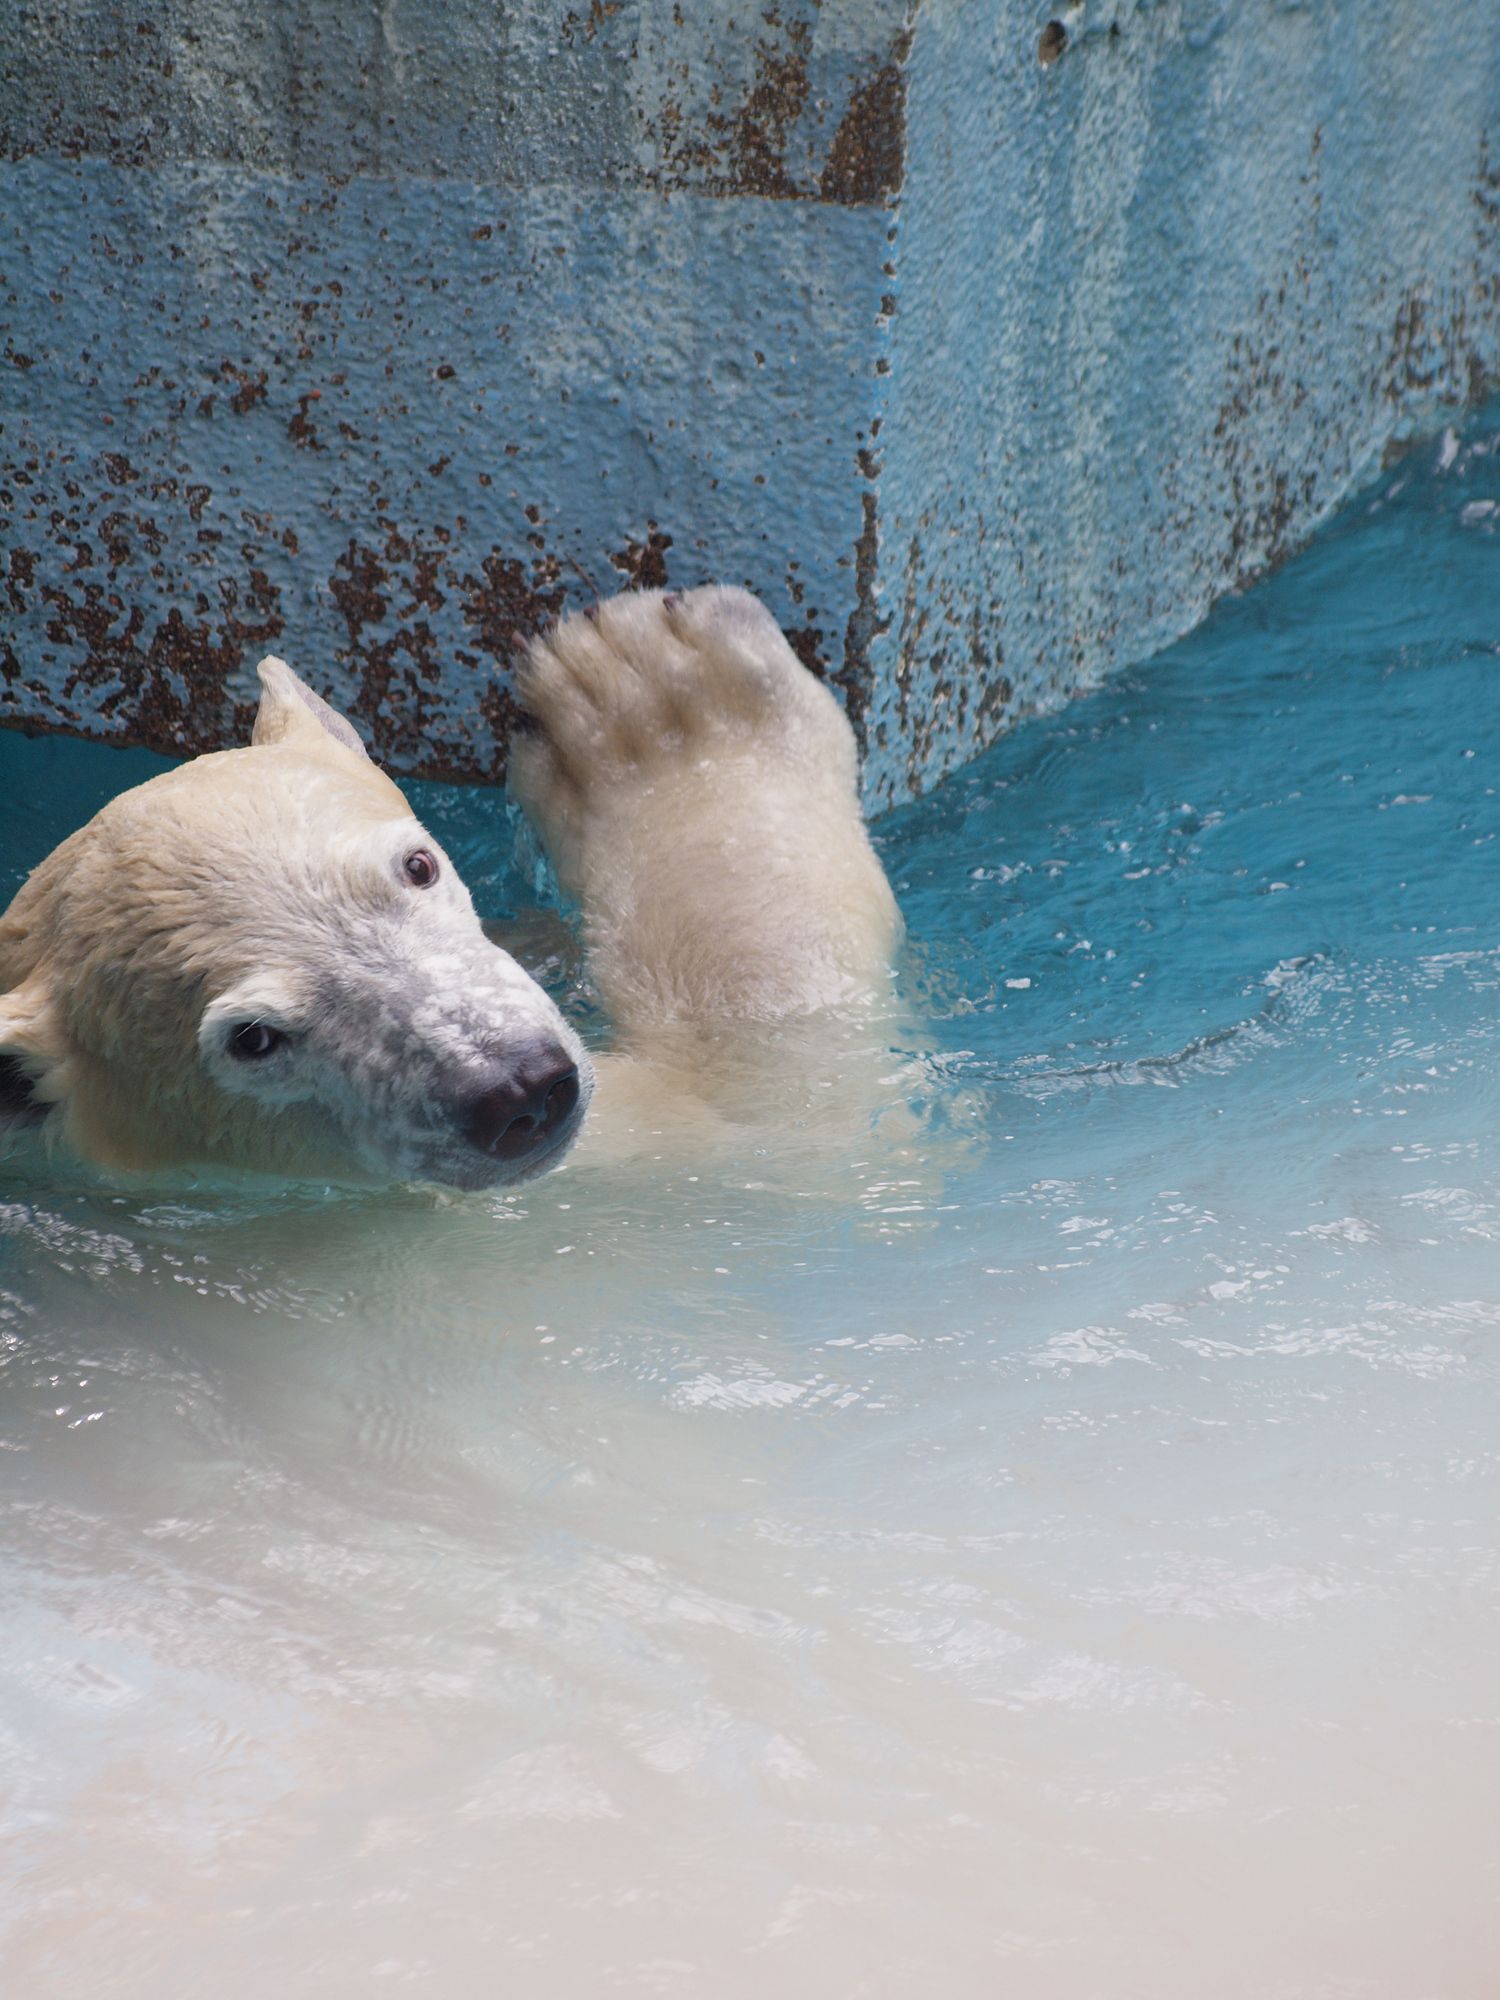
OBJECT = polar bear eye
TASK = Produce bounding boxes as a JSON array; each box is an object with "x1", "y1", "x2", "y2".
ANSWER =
[
  {"x1": 228, "y1": 1021, "x2": 286, "y2": 1061},
  {"x1": 403, "y1": 848, "x2": 440, "y2": 889}
]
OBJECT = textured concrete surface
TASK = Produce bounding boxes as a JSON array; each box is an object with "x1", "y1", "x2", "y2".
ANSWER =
[{"x1": 2, "y1": 1, "x2": 1497, "y2": 806}]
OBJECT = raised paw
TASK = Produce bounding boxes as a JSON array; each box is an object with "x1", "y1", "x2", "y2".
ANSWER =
[
  {"x1": 508, "y1": 584, "x2": 897, "y2": 1031},
  {"x1": 509, "y1": 586, "x2": 856, "y2": 861}
]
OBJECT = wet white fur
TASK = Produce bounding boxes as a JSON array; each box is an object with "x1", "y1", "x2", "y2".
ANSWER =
[
  {"x1": 0, "y1": 586, "x2": 899, "y2": 1186},
  {"x1": 511, "y1": 585, "x2": 900, "y2": 1037},
  {"x1": 0, "y1": 662, "x2": 590, "y2": 1186}
]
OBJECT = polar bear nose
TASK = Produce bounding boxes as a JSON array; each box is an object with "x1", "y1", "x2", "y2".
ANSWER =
[{"x1": 463, "y1": 1041, "x2": 581, "y2": 1161}]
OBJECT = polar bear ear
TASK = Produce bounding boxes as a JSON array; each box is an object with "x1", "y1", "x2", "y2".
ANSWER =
[
  {"x1": 0, "y1": 976, "x2": 66, "y2": 1131},
  {"x1": 251, "y1": 656, "x2": 372, "y2": 761}
]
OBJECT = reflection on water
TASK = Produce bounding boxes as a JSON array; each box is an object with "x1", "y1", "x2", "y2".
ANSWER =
[{"x1": 4, "y1": 411, "x2": 1500, "y2": 1996}]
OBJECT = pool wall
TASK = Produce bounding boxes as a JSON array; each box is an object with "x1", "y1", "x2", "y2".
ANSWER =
[{"x1": 3, "y1": 1, "x2": 1497, "y2": 805}]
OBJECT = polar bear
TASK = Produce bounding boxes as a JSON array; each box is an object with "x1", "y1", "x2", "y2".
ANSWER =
[{"x1": 0, "y1": 585, "x2": 900, "y2": 1187}]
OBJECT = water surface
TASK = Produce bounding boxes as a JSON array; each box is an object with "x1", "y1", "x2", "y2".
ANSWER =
[{"x1": 3, "y1": 412, "x2": 1500, "y2": 1997}]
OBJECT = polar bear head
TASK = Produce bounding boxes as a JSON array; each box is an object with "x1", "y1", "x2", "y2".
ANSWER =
[{"x1": 0, "y1": 658, "x2": 592, "y2": 1188}]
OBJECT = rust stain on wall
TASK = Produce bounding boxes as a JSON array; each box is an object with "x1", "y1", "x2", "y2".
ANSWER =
[
  {"x1": 646, "y1": 15, "x2": 911, "y2": 204},
  {"x1": 719, "y1": 20, "x2": 813, "y2": 202},
  {"x1": 832, "y1": 489, "x2": 883, "y2": 750},
  {"x1": 323, "y1": 524, "x2": 574, "y2": 780},
  {"x1": 819, "y1": 41, "x2": 910, "y2": 206},
  {"x1": 608, "y1": 527, "x2": 674, "y2": 590}
]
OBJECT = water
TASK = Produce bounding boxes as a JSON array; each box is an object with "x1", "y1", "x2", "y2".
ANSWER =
[{"x1": 3, "y1": 412, "x2": 1500, "y2": 1998}]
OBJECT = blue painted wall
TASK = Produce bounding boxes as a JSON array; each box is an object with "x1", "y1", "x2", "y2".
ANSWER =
[
  {"x1": 870, "y1": 1, "x2": 1500, "y2": 789},
  {"x1": 2, "y1": 2, "x2": 1497, "y2": 806}
]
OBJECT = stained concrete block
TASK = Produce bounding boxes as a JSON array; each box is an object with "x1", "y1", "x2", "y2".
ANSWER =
[{"x1": 2, "y1": 1, "x2": 1497, "y2": 806}]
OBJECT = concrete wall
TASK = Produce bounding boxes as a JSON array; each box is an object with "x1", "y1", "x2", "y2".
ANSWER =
[{"x1": 2, "y1": 1, "x2": 1497, "y2": 807}]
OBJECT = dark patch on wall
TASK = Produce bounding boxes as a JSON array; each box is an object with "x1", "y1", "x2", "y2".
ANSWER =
[
  {"x1": 608, "y1": 527, "x2": 673, "y2": 591},
  {"x1": 462, "y1": 551, "x2": 568, "y2": 667},
  {"x1": 819, "y1": 44, "x2": 910, "y2": 206},
  {"x1": 834, "y1": 490, "x2": 883, "y2": 748},
  {"x1": 719, "y1": 21, "x2": 813, "y2": 202},
  {"x1": 647, "y1": 16, "x2": 908, "y2": 207},
  {"x1": 323, "y1": 524, "x2": 570, "y2": 779},
  {"x1": 783, "y1": 621, "x2": 828, "y2": 678}
]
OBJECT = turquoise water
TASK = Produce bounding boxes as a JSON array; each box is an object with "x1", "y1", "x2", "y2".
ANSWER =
[{"x1": 2, "y1": 411, "x2": 1500, "y2": 1997}]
